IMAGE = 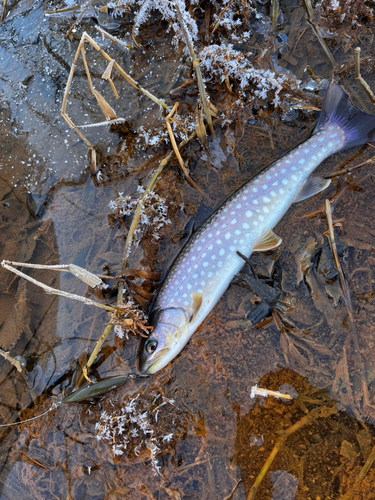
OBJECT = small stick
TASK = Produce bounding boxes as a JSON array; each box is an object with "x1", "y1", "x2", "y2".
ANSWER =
[
  {"x1": 169, "y1": 78, "x2": 195, "y2": 95},
  {"x1": 1, "y1": 261, "x2": 117, "y2": 313},
  {"x1": 76, "y1": 323, "x2": 114, "y2": 388},
  {"x1": 303, "y1": 0, "x2": 313, "y2": 19},
  {"x1": 250, "y1": 385, "x2": 292, "y2": 401},
  {"x1": 306, "y1": 65, "x2": 321, "y2": 82},
  {"x1": 165, "y1": 104, "x2": 204, "y2": 194},
  {"x1": 340, "y1": 444, "x2": 375, "y2": 499},
  {"x1": 303, "y1": 0, "x2": 336, "y2": 68},
  {"x1": 165, "y1": 103, "x2": 188, "y2": 176},
  {"x1": 2, "y1": 261, "x2": 105, "y2": 289},
  {"x1": 131, "y1": 0, "x2": 152, "y2": 48},
  {"x1": 175, "y1": 5, "x2": 215, "y2": 136},
  {"x1": 271, "y1": 0, "x2": 279, "y2": 28},
  {"x1": 247, "y1": 405, "x2": 337, "y2": 500},
  {"x1": 0, "y1": 349, "x2": 23, "y2": 372},
  {"x1": 65, "y1": 0, "x2": 94, "y2": 38},
  {"x1": 354, "y1": 47, "x2": 375, "y2": 104},
  {"x1": 95, "y1": 26, "x2": 132, "y2": 50},
  {"x1": 61, "y1": 33, "x2": 168, "y2": 172},
  {"x1": 210, "y1": 0, "x2": 236, "y2": 33},
  {"x1": 325, "y1": 200, "x2": 375, "y2": 417},
  {"x1": 121, "y1": 129, "x2": 197, "y2": 271},
  {"x1": 324, "y1": 155, "x2": 375, "y2": 179},
  {"x1": 223, "y1": 479, "x2": 242, "y2": 500},
  {"x1": 308, "y1": 21, "x2": 337, "y2": 68},
  {"x1": 0, "y1": 0, "x2": 7, "y2": 23},
  {"x1": 45, "y1": 5, "x2": 81, "y2": 15}
]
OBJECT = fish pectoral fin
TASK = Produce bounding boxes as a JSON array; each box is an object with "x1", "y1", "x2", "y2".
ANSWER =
[
  {"x1": 190, "y1": 292, "x2": 203, "y2": 322},
  {"x1": 253, "y1": 229, "x2": 282, "y2": 252},
  {"x1": 293, "y1": 176, "x2": 331, "y2": 203}
]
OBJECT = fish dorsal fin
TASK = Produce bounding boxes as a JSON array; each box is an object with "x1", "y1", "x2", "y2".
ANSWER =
[
  {"x1": 253, "y1": 229, "x2": 282, "y2": 252},
  {"x1": 293, "y1": 176, "x2": 331, "y2": 203},
  {"x1": 190, "y1": 292, "x2": 203, "y2": 322}
]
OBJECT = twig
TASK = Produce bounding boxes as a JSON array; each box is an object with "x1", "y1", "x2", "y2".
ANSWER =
[
  {"x1": 3, "y1": 261, "x2": 106, "y2": 288},
  {"x1": 77, "y1": 323, "x2": 114, "y2": 387},
  {"x1": 303, "y1": 0, "x2": 336, "y2": 68},
  {"x1": 247, "y1": 405, "x2": 337, "y2": 500},
  {"x1": 0, "y1": 349, "x2": 23, "y2": 372},
  {"x1": 325, "y1": 200, "x2": 375, "y2": 417},
  {"x1": 165, "y1": 103, "x2": 205, "y2": 194},
  {"x1": 0, "y1": 0, "x2": 7, "y2": 23},
  {"x1": 303, "y1": 0, "x2": 313, "y2": 19},
  {"x1": 65, "y1": 0, "x2": 94, "y2": 38},
  {"x1": 1, "y1": 261, "x2": 117, "y2": 313},
  {"x1": 223, "y1": 479, "x2": 242, "y2": 500},
  {"x1": 131, "y1": 0, "x2": 152, "y2": 48},
  {"x1": 120, "y1": 129, "x2": 197, "y2": 271},
  {"x1": 250, "y1": 385, "x2": 292, "y2": 401},
  {"x1": 169, "y1": 78, "x2": 195, "y2": 95},
  {"x1": 354, "y1": 47, "x2": 375, "y2": 104},
  {"x1": 61, "y1": 32, "x2": 168, "y2": 171},
  {"x1": 211, "y1": 0, "x2": 236, "y2": 33},
  {"x1": 165, "y1": 103, "x2": 191, "y2": 178},
  {"x1": 271, "y1": 0, "x2": 279, "y2": 28},
  {"x1": 306, "y1": 65, "x2": 321, "y2": 83},
  {"x1": 175, "y1": 4, "x2": 215, "y2": 136},
  {"x1": 340, "y1": 443, "x2": 375, "y2": 499},
  {"x1": 45, "y1": 5, "x2": 81, "y2": 15},
  {"x1": 95, "y1": 26, "x2": 132, "y2": 50},
  {"x1": 308, "y1": 21, "x2": 337, "y2": 68},
  {"x1": 324, "y1": 155, "x2": 375, "y2": 179}
]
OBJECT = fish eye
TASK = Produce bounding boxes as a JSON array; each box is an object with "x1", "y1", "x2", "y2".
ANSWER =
[{"x1": 145, "y1": 339, "x2": 158, "y2": 354}]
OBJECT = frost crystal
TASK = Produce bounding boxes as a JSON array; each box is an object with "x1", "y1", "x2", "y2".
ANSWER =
[
  {"x1": 199, "y1": 43, "x2": 296, "y2": 107},
  {"x1": 107, "y1": 0, "x2": 198, "y2": 49},
  {"x1": 95, "y1": 386, "x2": 190, "y2": 475},
  {"x1": 109, "y1": 188, "x2": 171, "y2": 244}
]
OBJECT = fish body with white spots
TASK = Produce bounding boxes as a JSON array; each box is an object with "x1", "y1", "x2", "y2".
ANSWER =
[{"x1": 138, "y1": 84, "x2": 375, "y2": 374}]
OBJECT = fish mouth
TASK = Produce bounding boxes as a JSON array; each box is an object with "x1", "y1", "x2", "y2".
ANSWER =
[{"x1": 137, "y1": 346, "x2": 170, "y2": 375}]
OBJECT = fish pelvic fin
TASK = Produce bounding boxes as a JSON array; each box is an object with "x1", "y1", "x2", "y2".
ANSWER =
[
  {"x1": 253, "y1": 229, "x2": 282, "y2": 252},
  {"x1": 293, "y1": 176, "x2": 331, "y2": 203},
  {"x1": 189, "y1": 292, "x2": 203, "y2": 322},
  {"x1": 315, "y1": 83, "x2": 375, "y2": 150}
]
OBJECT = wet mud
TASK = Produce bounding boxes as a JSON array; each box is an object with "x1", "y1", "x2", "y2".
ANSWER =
[{"x1": 1, "y1": 0, "x2": 375, "y2": 499}]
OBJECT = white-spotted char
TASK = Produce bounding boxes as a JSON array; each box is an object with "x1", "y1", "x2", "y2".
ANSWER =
[{"x1": 138, "y1": 84, "x2": 375, "y2": 374}]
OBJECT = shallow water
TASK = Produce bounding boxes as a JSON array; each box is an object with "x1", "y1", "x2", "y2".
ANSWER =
[{"x1": 1, "y1": 0, "x2": 375, "y2": 499}]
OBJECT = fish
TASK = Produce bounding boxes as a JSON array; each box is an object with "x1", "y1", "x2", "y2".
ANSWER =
[{"x1": 138, "y1": 84, "x2": 375, "y2": 375}]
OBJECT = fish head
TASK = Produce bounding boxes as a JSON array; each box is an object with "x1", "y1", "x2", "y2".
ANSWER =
[{"x1": 137, "y1": 307, "x2": 189, "y2": 375}]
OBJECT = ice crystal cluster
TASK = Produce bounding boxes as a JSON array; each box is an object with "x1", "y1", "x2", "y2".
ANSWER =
[
  {"x1": 95, "y1": 387, "x2": 190, "y2": 474},
  {"x1": 108, "y1": 185, "x2": 171, "y2": 244},
  {"x1": 134, "y1": 114, "x2": 195, "y2": 153},
  {"x1": 199, "y1": 44, "x2": 290, "y2": 107},
  {"x1": 107, "y1": 0, "x2": 198, "y2": 48},
  {"x1": 113, "y1": 293, "x2": 149, "y2": 339},
  {"x1": 210, "y1": 0, "x2": 259, "y2": 34}
]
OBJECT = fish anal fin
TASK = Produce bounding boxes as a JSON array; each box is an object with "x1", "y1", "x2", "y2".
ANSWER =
[
  {"x1": 293, "y1": 176, "x2": 331, "y2": 203},
  {"x1": 253, "y1": 229, "x2": 282, "y2": 252},
  {"x1": 190, "y1": 292, "x2": 203, "y2": 322}
]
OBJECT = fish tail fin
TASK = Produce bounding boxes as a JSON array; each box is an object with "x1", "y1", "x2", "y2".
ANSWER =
[{"x1": 315, "y1": 83, "x2": 375, "y2": 150}]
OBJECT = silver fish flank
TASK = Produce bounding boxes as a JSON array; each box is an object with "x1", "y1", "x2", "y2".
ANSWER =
[{"x1": 138, "y1": 84, "x2": 375, "y2": 374}]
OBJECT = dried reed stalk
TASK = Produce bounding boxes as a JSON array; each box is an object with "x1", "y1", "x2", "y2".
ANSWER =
[{"x1": 175, "y1": 4, "x2": 215, "y2": 136}]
